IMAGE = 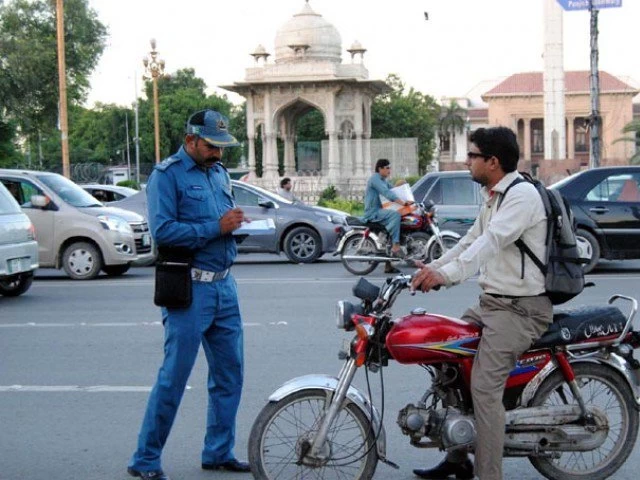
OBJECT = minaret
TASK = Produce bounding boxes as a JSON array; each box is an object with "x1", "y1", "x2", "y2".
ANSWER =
[{"x1": 543, "y1": 0, "x2": 566, "y2": 160}]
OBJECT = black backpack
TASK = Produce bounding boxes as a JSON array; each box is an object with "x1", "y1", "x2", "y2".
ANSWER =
[{"x1": 500, "y1": 172, "x2": 587, "y2": 305}]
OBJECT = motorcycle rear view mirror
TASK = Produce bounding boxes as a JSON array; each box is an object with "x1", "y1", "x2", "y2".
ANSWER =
[{"x1": 352, "y1": 277, "x2": 380, "y2": 302}]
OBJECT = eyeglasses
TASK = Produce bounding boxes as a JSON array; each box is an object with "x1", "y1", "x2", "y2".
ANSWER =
[{"x1": 466, "y1": 152, "x2": 492, "y2": 160}]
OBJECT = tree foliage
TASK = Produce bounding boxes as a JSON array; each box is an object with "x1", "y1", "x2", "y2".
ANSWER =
[
  {"x1": 615, "y1": 119, "x2": 640, "y2": 165},
  {"x1": 371, "y1": 74, "x2": 439, "y2": 172},
  {"x1": 0, "y1": 0, "x2": 107, "y2": 137}
]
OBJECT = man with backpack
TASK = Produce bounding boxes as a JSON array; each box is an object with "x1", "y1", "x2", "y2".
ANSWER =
[{"x1": 411, "y1": 127, "x2": 554, "y2": 480}]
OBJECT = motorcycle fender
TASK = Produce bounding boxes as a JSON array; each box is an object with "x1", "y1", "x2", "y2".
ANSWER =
[
  {"x1": 521, "y1": 353, "x2": 640, "y2": 410},
  {"x1": 336, "y1": 229, "x2": 385, "y2": 253},
  {"x1": 425, "y1": 230, "x2": 460, "y2": 252},
  {"x1": 268, "y1": 374, "x2": 388, "y2": 460}
]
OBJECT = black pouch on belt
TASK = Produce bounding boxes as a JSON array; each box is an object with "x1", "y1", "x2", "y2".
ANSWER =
[{"x1": 154, "y1": 246, "x2": 194, "y2": 308}]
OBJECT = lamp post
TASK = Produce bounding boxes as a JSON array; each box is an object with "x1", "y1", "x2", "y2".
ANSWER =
[{"x1": 143, "y1": 39, "x2": 165, "y2": 164}]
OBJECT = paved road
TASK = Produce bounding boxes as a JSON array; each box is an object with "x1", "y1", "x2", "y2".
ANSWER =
[{"x1": 1, "y1": 256, "x2": 639, "y2": 480}]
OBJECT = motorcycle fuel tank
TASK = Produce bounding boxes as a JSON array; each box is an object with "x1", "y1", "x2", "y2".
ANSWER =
[
  {"x1": 400, "y1": 213, "x2": 425, "y2": 231},
  {"x1": 386, "y1": 311, "x2": 481, "y2": 364}
]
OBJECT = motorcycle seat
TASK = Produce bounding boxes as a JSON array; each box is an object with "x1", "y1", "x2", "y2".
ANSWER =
[
  {"x1": 532, "y1": 305, "x2": 627, "y2": 349},
  {"x1": 345, "y1": 216, "x2": 387, "y2": 232}
]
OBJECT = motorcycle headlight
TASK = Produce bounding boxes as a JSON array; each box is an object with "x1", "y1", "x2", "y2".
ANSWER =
[
  {"x1": 98, "y1": 215, "x2": 133, "y2": 234},
  {"x1": 335, "y1": 300, "x2": 362, "y2": 331}
]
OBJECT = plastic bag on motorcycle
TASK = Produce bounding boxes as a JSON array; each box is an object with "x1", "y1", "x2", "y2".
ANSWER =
[{"x1": 501, "y1": 173, "x2": 586, "y2": 305}]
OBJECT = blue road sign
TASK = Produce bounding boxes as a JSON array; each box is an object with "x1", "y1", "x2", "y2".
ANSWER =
[{"x1": 556, "y1": 0, "x2": 622, "y2": 10}]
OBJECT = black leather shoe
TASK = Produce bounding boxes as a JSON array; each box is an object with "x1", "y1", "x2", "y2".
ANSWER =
[
  {"x1": 413, "y1": 459, "x2": 474, "y2": 479},
  {"x1": 127, "y1": 467, "x2": 170, "y2": 480},
  {"x1": 202, "y1": 459, "x2": 250, "y2": 472}
]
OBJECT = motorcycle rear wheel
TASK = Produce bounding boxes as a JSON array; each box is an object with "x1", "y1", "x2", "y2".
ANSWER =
[
  {"x1": 248, "y1": 388, "x2": 378, "y2": 480},
  {"x1": 528, "y1": 363, "x2": 638, "y2": 480},
  {"x1": 341, "y1": 235, "x2": 379, "y2": 276}
]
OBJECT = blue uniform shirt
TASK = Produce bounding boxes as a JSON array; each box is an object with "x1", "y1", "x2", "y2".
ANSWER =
[
  {"x1": 363, "y1": 173, "x2": 399, "y2": 221},
  {"x1": 147, "y1": 146, "x2": 237, "y2": 272}
]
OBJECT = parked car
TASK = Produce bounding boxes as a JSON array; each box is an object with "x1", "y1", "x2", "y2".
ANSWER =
[
  {"x1": 0, "y1": 182, "x2": 39, "y2": 296},
  {"x1": 411, "y1": 170, "x2": 481, "y2": 237},
  {"x1": 109, "y1": 180, "x2": 347, "y2": 263},
  {"x1": 0, "y1": 169, "x2": 154, "y2": 279},
  {"x1": 550, "y1": 166, "x2": 640, "y2": 273},
  {"x1": 80, "y1": 184, "x2": 138, "y2": 203}
]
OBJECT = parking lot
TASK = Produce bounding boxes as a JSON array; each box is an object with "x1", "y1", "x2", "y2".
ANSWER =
[{"x1": 1, "y1": 257, "x2": 640, "y2": 480}]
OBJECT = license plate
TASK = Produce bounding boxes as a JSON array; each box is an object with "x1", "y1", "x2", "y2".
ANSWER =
[
  {"x1": 7, "y1": 258, "x2": 24, "y2": 274},
  {"x1": 142, "y1": 234, "x2": 151, "y2": 247}
]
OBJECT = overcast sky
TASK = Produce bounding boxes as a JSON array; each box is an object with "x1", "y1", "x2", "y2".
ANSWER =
[{"x1": 85, "y1": 0, "x2": 639, "y2": 108}]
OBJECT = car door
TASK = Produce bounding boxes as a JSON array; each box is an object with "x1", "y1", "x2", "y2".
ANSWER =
[
  {"x1": 426, "y1": 176, "x2": 481, "y2": 236},
  {"x1": 0, "y1": 177, "x2": 56, "y2": 265},
  {"x1": 231, "y1": 184, "x2": 278, "y2": 252},
  {"x1": 580, "y1": 171, "x2": 640, "y2": 257}
]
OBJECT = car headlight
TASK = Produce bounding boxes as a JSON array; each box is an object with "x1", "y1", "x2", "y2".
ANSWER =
[
  {"x1": 98, "y1": 215, "x2": 133, "y2": 234},
  {"x1": 315, "y1": 212, "x2": 346, "y2": 224}
]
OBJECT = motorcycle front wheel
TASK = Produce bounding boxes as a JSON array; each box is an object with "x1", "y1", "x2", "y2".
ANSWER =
[
  {"x1": 529, "y1": 363, "x2": 639, "y2": 480},
  {"x1": 248, "y1": 388, "x2": 378, "y2": 480},
  {"x1": 426, "y1": 234, "x2": 459, "y2": 263},
  {"x1": 341, "y1": 235, "x2": 379, "y2": 276}
]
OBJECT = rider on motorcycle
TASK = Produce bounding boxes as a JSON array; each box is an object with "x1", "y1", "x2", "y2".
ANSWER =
[
  {"x1": 364, "y1": 158, "x2": 413, "y2": 274},
  {"x1": 411, "y1": 127, "x2": 553, "y2": 480}
]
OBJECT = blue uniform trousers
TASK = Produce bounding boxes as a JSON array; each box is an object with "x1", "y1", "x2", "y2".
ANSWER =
[
  {"x1": 369, "y1": 209, "x2": 401, "y2": 244},
  {"x1": 129, "y1": 274, "x2": 243, "y2": 472}
]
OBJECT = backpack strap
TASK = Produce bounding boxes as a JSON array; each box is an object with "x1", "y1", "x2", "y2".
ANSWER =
[{"x1": 497, "y1": 175, "x2": 546, "y2": 276}]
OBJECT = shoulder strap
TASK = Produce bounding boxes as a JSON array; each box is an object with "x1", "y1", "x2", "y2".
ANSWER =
[{"x1": 496, "y1": 177, "x2": 525, "y2": 210}]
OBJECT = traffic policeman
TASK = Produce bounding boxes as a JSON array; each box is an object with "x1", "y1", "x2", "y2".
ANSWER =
[{"x1": 128, "y1": 110, "x2": 249, "y2": 480}]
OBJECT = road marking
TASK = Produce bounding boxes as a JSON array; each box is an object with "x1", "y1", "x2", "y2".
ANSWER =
[
  {"x1": 0, "y1": 321, "x2": 263, "y2": 328},
  {"x1": 0, "y1": 385, "x2": 192, "y2": 393}
]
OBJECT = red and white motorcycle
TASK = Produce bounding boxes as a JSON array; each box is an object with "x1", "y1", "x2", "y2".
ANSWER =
[
  {"x1": 336, "y1": 202, "x2": 460, "y2": 275},
  {"x1": 248, "y1": 274, "x2": 640, "y2": 480}
]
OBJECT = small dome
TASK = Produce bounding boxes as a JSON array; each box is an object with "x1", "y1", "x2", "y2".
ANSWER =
[
  {"x1": 274, "y1": 2, "x2": 342, "y2": 64},
  {"x1": 252, "y1": 44, "x2": 267, "y2": 55},
  {"x1": 347, "y1": 40, "x2": 366, "y2": 53}
]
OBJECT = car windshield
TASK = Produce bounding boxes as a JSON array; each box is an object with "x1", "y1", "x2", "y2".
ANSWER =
[
  {"x1": 36, "y1": 174, "x2": 102, "y2": 207},
  {"x1": 549, "y1": 171, "x2": 583, "y2": 190},
  {"x1": 234, "y1": 182, "x2": 294, "y2": 204}
]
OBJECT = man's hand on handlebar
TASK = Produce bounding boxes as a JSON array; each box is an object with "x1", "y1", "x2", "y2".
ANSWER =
[{"x1": 411, "y1": 265, "x2": 445, "y2": 293}]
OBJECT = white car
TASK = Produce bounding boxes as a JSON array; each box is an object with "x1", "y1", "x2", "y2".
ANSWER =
[{"x1": 0, "y1": 182, "x2": 38, "y2": 296}]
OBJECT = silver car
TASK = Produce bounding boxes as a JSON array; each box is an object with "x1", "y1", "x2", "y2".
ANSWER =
[
  {"x1": 0, "y1": 182, "x2": 38, "y2": 296},
  {"x1": 109, "y1": 180, "x2": 347, "y2": 263}
]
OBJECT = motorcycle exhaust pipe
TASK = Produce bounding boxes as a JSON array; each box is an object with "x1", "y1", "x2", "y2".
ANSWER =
[{"x1": 341, "y1": 255, "x2": 401, "y2": 263}]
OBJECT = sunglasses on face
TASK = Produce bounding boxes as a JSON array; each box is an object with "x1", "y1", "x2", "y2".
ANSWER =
[{"x1": 467, "y1": 152, "x2": 492, "y2": 160}]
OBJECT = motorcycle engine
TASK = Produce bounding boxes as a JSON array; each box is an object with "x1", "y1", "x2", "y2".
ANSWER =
[{"x1": 397, "y1": 405, "x2": 476, "y2": 449}]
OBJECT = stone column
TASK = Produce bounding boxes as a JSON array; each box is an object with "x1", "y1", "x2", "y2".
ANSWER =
[
  {"x1": 523, "y1": 118, "x2": 532, "y2": 161},
  {"x1": 262, "y1": 90, "x2": 278, "y2": 180},
  {"x1": 355, "y1": 131, "x2": 364, "y2": 177},
  {"x1": 363, "y1": 132, "x2": 372, "y2": 173},
  {"x1": 284, "y1": 134, "x2": 296, "y2": 175},
  {"x1": 247, "y1": 135, "x2": 257, "y2": 179},
  {"x1": 567, "y1": 116, "x2": 575, "y2": 159},
  {"x1": 327, "y1": 130, "x2": 340, "y2": 180}
]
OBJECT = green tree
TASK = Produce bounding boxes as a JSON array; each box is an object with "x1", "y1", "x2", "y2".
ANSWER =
[
  {"x1": 371, "y1": 74, "x2": 439, "y2": 173},
  {"x1": 0, "y1": 0, "x2": 107, "y2": 160},
  {"x1": 0, "y1": 119, "x2": 21, "y2": 167},
  {"x1": 615, "y1": 119, "x2": 640, "y2": 165},
  {"x1": 438, "y1": 100, "x2": 467, "y2": 160}
]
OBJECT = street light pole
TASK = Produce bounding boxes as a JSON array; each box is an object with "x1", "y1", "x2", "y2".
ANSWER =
[
  {"x1": 588, "y1": 0, "x2": 601, "y2": 169},
  {"x1": 143, "y1": 39, "x2": 165, "y2": 164}
]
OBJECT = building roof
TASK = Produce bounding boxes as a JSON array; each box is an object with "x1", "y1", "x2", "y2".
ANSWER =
[
  {"x1": 483, "y1": 71, "x2": 638, "y2": 98},
  {"x1": 467, "y1": 107, "x2": 488, "y2": 120}
]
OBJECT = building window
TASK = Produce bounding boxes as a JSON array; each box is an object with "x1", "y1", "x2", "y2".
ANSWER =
[
  {"x1": 574, "y1": 117, "x2": 588, "y2": 153},
  {"x1": 531, "y1": 119, "x2": 544, "y2": 154},
  {"x1": 440, "y1": 134, "x2": 450, "y2": 153}
]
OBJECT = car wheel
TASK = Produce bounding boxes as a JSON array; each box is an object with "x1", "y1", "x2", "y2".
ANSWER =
[
  {"x1": 283, "y1": 226, "x2": 322, "y2": 263},
  {"x1": 575, "y1": 228, "x2": 600, "y2": 274},
  {"x1": 62, "y1": 241, "x2": 103, "y2": 280},
  {"x1": 102, "y1": 264, "x2": 130, "y2": 276},
  {"x1": 0, "y1": 272, "x2": 34, "y2": 297}
]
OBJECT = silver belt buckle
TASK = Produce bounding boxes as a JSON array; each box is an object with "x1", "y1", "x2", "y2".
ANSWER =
[{"x1": 201, "y1": 270, "x2": 214, "y2": 282}]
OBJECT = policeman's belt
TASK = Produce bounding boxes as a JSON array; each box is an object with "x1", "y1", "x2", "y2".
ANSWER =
[{"x1": 191, "y1": 267, "x2": 229, "y2": 282}]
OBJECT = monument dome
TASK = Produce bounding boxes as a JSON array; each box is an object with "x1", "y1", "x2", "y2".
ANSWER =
[{"x1": 274, "y1": 1, "x2": 342, "y2": 64}]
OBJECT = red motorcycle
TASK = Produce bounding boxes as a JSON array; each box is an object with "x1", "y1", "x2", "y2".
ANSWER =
[
  {"x1": 336, "y1": 202, "x2": 460, "y2": 276},
  {"x1": 249, "y1": 275, "x2": 640, "y2": 480}
]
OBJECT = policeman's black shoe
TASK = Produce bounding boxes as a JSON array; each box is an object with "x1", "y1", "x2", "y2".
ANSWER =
[
  {"x1": 127, "y1": 467, "x2": 170, "y2": 480},
  {"x1": 202, "y1": 459, "x2": 251, "y2": 472},
  {"x1": 412, "y1": 458, "x2": 474, "y2": 479},
  {"x1": 384, "y1": 264, "x2": 401, "y2": 274}
]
